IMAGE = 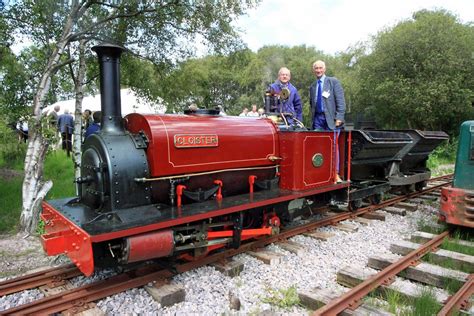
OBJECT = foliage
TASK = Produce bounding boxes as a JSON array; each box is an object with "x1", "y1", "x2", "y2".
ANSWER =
[
  {"x1": 427, "y1": 137, "x2": 457, "y2": 172},
  {"x1": 0, "y1": 116, "x2": 27, "y2": 169},
  {"x1": 0, "y1": 47, "x2": 32, "y2": 123},
  {"x1": 0, "y1": 149, "x2": 76, "y2": 234},
  {"x1": 158, "y1": 45, "x2": 335, "y2": 116},
  {"x1": 352, "y1": 10, "x2": 474, "y2": 136},
  {"x1": 416, "y1": 217, "x2": 446, "y2": 234},
  {"x1": 382, "y1": 288, "x2": 403, "y2": 314},
  {"x1": 441, "y1": 231, "x2": 474, "y2": 256},
  {"x1": 0, "y1": 175, "x2": 22, "y2": 233},
  {"x1": 36, "y1": 219, "x2": 45, "y2": 235},
  {"x1": 43, "y1": 150, "x2": 76, "y2": 199},
  {"x1": 261, "y1": 285, "x2": 301, "y2": 309},
  {"x1": 409, "y1": 288, "x2": 441, "y2": 316}
]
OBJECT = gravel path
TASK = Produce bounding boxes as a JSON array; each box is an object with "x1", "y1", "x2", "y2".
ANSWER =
[{"x1": 0, "y1": 204, "x2": 440, "y2": 314}]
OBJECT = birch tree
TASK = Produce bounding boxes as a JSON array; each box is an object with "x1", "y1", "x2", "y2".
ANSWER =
[{"x1": 4, "y1": 0, "x2": 259, "y2": 233}]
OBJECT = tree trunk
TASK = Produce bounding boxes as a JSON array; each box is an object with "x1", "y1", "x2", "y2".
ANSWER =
[
  {"x1": 20, "y1": 129, "x2": 53, "y2": 233},
  {"x1": 73, "y1": 39, "x2": 87, "y2": 182},
  {"x1": 20, "y1": 5, "x2": 80, "y2": 233}
]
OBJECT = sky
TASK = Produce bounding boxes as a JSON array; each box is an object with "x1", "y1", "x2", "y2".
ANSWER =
[{"x1": 234, "y1": 0, "x2": 474, "y2": 55}]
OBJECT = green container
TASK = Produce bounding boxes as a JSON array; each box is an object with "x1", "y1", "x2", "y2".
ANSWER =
[{"x1": 453, "y1": 121, "x2": 474, "y2": 190}]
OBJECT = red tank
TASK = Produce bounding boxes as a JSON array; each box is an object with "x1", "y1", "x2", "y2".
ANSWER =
[{"x1": 125, "y1": 114, "x2": 280, "y2": 177}]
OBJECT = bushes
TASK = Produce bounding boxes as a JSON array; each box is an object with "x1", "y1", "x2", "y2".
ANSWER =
[
  {"x1": 0, "y1": 120, "x2": 27, "y2": 169},
  {"x1": 427, "y1": 137, "x2": 458, "y2": 171}
]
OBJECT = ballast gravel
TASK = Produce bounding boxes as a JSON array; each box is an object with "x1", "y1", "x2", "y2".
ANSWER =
[
  {"x1": 0, "y1": 204, "x2": 440, "y2": 314},
  {"x1": 96, "y1": 205, "x2": 440, "y2": 315}
]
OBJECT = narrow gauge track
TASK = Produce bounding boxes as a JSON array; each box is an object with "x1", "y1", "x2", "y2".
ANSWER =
[
  {"x1": 0, "y1": 174, "x2": 454, "y2": 315},
  {"x1": 0, "y1": 264, "x2": 81, "y2": 297},
  {"x1": 312, "y1": 231, "x2": 473, "y2": 316}
]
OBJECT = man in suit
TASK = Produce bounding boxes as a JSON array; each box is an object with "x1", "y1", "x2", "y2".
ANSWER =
[
  {"x1": 309, "y1": 60, "x2": 346, "y2": 130},
  {"x1": 57, "y1": 108, "x2": 74, "y2": 157},
  {"x1": 309, "y1": 60, "x2": 346, "y2": 182}
]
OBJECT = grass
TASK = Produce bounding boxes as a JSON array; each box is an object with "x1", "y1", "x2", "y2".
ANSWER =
[
  {"x1": 0, "y1": 175, "x2": 23, "y2": 233},
  {"x1": 409, "y1": 288, "x2": 442, "y2": 316},
  {"x1": 0, "y1": 148, "x2": 76, "y2": 234},
  {"x1": 427, "y1": 138, "x2": 457, "y2": 175},
  {"x1": 261, "y1": 285, "x2": 301, "y2": 309},
  {"x1": 43, "y1": 150, "x2": 76, "y2": 199},
  {"x1": 442, "y1": 234, "x2": 474, "y2": 256},
  {"x1": 416, "y1": 218, "x2": 447, "y2": 234},
  {"x1": 383, "y1": 288, "x2": 403, "y2": 314},
  {"x1": 422, "y1": 253, "x2": 472, "y2": 274},
  {"x1": 372, "y1": 287, "x2": 444, "y2": 316}
]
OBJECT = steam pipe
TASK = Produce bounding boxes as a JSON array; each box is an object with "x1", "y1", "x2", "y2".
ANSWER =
[{"x1": 91, "y1": 43, "x2": 125, "y2": 135}]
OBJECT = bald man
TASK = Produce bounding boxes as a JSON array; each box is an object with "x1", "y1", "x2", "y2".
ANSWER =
[
  {"x1": 309, "y1": 60, "x2": 346, "y2": 130},
  {"x1": 269, "y1": 67, "x2": 302, "y2": 124},
  {"x1": 309, "y1": 60, "x2": 346, "y2": 183}
]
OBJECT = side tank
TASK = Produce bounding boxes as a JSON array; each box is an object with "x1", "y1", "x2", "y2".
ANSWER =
[
  {"x1": 125, "y1": 114, "x2": 280, "y2": 204},
  {"x1": 125, "y1": 113, "x2": 279, "y2": 177}
]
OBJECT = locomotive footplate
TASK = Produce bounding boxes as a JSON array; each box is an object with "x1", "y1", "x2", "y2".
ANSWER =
[
  {"x1": 44, "y1": 181, "x2": 349, "y2": 239},
  {"x1": 41, "y1": 181, "x2": 349, "y2": 275}
]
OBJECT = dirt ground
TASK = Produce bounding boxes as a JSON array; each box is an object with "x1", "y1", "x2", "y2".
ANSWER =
[{"x1": 0, "y1": 233, "x2": 60, "y2": 280}]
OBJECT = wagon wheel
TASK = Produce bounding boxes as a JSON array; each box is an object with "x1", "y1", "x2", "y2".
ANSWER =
[
  {"x1": 415, "y1": 181, "x2": 427, "y2": 192},
  {"x1": 349, "y1": 199, "x2": 362, "y2": 211},
  {"x1": 402, "y1": 184, "x2": 416, "y2": 194},
  {"x1": 370, "y1": 193, "x2": 383, "y2": 205}
]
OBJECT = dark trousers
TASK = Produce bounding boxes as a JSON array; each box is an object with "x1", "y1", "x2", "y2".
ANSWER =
[{"x1": 61, "y1": 132, "x2": 72, "y2": 156}]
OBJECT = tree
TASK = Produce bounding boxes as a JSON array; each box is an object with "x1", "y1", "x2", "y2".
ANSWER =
[
  {"x1": 352, "y1": 10, "x2": 474, "y2": 134},
  {"x1": 4, "y1": 0, "x2": 259, "y2": 233}
]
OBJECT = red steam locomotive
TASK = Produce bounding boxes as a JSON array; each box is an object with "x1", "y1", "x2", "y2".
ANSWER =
[
  {"x1": 40, "y1": 44, "x2": 351, "y2": 276},
  {"x1": 40, "y1": 44, "x2": 447, "y2": 276}
]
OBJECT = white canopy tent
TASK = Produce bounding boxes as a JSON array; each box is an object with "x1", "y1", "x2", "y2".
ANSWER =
[{"x1": 42, "y1": 88, "x2": 165, "y2": 116}]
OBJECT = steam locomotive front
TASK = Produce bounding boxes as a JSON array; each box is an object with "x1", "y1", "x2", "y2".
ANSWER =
[{"x1": 77, "y1": 44, "x2": 151, "y2": 213}]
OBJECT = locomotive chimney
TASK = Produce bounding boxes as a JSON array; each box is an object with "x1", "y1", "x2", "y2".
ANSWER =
[{"x1": 91, "y1": 43, "x2": 125, "y2": 134}]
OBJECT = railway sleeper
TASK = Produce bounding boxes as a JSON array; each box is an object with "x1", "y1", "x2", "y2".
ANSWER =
[
  {"x1": 367, "y1": 253, "x2": 468, "y2": 290},
  {"x1": 336, "y1": 265, "x2": 449, "y2": 304},
  {"x1": 390, "y1": 240, "x2": 474, "y2": 273},
  {"x1": 298, "y1": 288, "x2": 392, "y2": 316},
  {"x1": 409, "y1": 231, "x2": 474, "y2": 249}
]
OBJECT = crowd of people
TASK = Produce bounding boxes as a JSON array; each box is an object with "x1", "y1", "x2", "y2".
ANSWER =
[
  {"x1": 239, "y1": 104, "x2": 265, "y2": 117},
  {"x1": 39, "y1": 106, "x2": 102, "y2": 157}
]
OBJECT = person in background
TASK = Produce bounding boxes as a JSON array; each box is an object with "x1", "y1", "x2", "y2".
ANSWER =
[
  {"x1": 269, "y1": 67, "x2": 302, "y2": 123},
  {"x1": 57, "y1": 108, "x2": 74, "y2": 157},
  {"x1": 239, "y1": 108, "x2": 249, "y2": 117},
  {"x1": 247, "y1": 104, "x2": 259, "y2": 117},
  {"x1": 309, "y1": 60, "x2": 346, "y2": 183},
  {"x1": 16, "y1": 117, "x2": 28, "y2": 143},
  {"x1": 258, "y1": 108, "x2": 266, "y2": 117},
  {"x1": 216, "y1": 105, "x2": 227, "y2": 116},
  {"x1": 84, "y1": 111, "x2": 101, "y2": 139},
  {"x1": 48, "y1": 105, "x2": 60, "y2": 127},
  {"x1": 83, "y1": 109, "x2": 93, "y2": 132},
  {"x1": 188, "y1": 103, "x2": 198, "y2": 112}
]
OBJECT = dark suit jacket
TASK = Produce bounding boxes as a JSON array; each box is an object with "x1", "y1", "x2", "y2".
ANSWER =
[{"x1": 309, "y1": 76, "x2": 346, "y2": 130}]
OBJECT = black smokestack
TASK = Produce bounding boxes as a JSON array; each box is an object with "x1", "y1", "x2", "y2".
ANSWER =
[{"x1": 91, "y1": 43, "x2": 124, "y2": 134}]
